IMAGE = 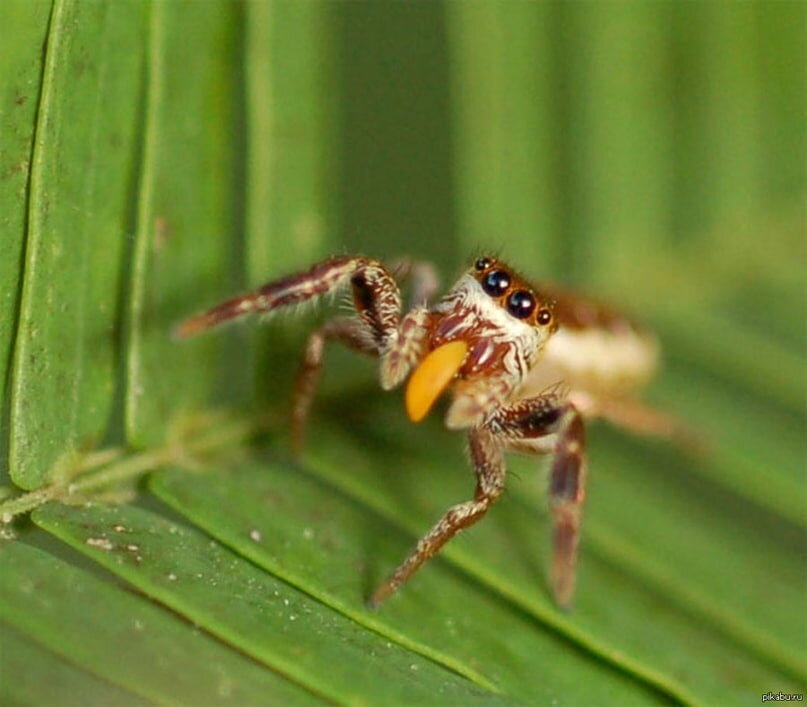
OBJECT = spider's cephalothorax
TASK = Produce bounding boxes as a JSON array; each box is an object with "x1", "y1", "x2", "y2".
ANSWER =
[
  {"x1": 178, "y1": 254, "x2": 660, "y2": 609},
  {"x1": 421, "y1": 256, "x2": 559, "y2": 430}
]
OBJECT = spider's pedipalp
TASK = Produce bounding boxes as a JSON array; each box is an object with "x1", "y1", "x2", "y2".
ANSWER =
[{"x1": 380, "y1": 306, "x2": 431, "y2": 391}]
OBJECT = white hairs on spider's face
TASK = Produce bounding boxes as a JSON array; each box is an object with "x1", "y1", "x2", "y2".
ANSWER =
[{"x1": 438, "y1": 275, "x2": 549, "y2": 354}]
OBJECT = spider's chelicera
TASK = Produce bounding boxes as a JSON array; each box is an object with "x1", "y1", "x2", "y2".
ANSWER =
[{"x1": 177, "y1": 254, "x2": 660, "y2": 609}]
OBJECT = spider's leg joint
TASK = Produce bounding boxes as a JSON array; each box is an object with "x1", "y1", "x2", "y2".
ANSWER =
[
  {"x1": 484, "y1": 395, "x2": 587, "y2": 608},
  {"x1": 369, "y1": 428, "x2": 504, "y2": 606}
]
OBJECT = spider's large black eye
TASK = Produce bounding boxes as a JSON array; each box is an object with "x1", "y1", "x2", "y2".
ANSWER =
[
  {"x1": 482, "y1": 269, "x2": 511, "y2": 296},
  {"x1": 507, "y1": 290, "x2": 536, "y2": 319},
  {"x1": 475, "y1": 256, "x2": 492, "y2": 271}
]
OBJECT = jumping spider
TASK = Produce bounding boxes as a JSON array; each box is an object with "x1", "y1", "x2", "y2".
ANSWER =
[{"x1": 177, "y1": 254, "x2": 663, "y2": 608}]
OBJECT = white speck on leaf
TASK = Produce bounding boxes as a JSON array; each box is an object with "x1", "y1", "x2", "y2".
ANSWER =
[{"x1": 86, "y1": 537, "x2": 113, "y2": 551}]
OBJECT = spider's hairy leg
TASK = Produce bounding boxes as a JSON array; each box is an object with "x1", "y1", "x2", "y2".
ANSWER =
[
  {"x1": 294, "y1": 305, "x2": 432, "y2": 453},
  {"x1": 547, "y1": 409, "x2": 586, "y2": 608},
  {"x1": 292, "y1": 317, "x2": 378, "y2": 453},
  {"x1": 174, "y1": 256, "x2": 401, "y2": 344},
  {"x1": 390, "y1": 258, "x2": 441, "y2": 308},
  {"x1": 571, "y1": 392, "x2": 700, "y2": 450},
  {"x1": 484, "y1": 396, "x2": 587, "y2": 609},
  {"x1": 369, "y1": 428, "x2": 505, "y2": 608}
]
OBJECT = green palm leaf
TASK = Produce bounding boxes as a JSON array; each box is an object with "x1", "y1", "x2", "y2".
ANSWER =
[{"x1": 1, "y1": 1, "x2": 804, "y2": 705}]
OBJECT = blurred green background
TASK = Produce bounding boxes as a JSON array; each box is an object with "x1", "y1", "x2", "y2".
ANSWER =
[{"x1": 1, "y1": 1, "x2": 804, "y2": 705}]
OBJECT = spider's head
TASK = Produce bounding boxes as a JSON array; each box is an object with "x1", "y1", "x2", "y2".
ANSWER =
[
  {"x1": 405, "y1": 255, "x2": 557, "y2": 423},
  {"x1": 468, "y1": 255, "x2": 557, "y2": 334}
]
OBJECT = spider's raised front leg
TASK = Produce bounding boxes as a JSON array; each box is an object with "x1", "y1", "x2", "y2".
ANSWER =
[
  {"x1": 369, "y1": 428, "x2": 505, "y2": 608},
  {"x1": 176, "y1": 255, "x2": 422, "y2": 448},
  {"x1": 484, "y1": 394, "x2": 587, "y2": 608},
  {"x1": 175, "y1": 256, "x2": 402, "y2": 344}
]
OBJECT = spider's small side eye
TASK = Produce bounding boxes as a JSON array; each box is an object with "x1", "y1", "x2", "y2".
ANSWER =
[
  {"x1": 507, "y1": 290, "x2": 536, "y2": 319},
  {"x1": 475, "y1": 256, "x2": 493, "y2": 271},
  {"x1": 482, "y1": 269, "x2": 511, "y2": 296},
  {"x1": 537, "y1": 308, "x2": 553, "y2": 326}
]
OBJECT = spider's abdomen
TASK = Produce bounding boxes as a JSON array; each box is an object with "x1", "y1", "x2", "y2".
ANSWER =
[{"x1": 520, "y1": 320, "x2": 658, "y2": 400}]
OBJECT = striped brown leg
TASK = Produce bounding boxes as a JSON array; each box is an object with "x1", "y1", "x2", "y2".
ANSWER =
[
  {"x1": 369, "y1": 428, "x2": 505, "y2": 607},
  {"x1": 174, "y1": 256, "x2": 402, "y2": 347},
  {"x1": 484, "y1": 397, "x2": 587, "y2": 608},
  {"x1": 174, "y1": 255, "x2": 407, "y2": 451},
  {"x1": 294, "y1": 305, "x2": 432, "y2": 452},
  {"x1": 292, "y1": 317, "x2": 378, "y2": 453},
  {"x1": 547, "y1": 410, "x2": 586, "y2": 608}
]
